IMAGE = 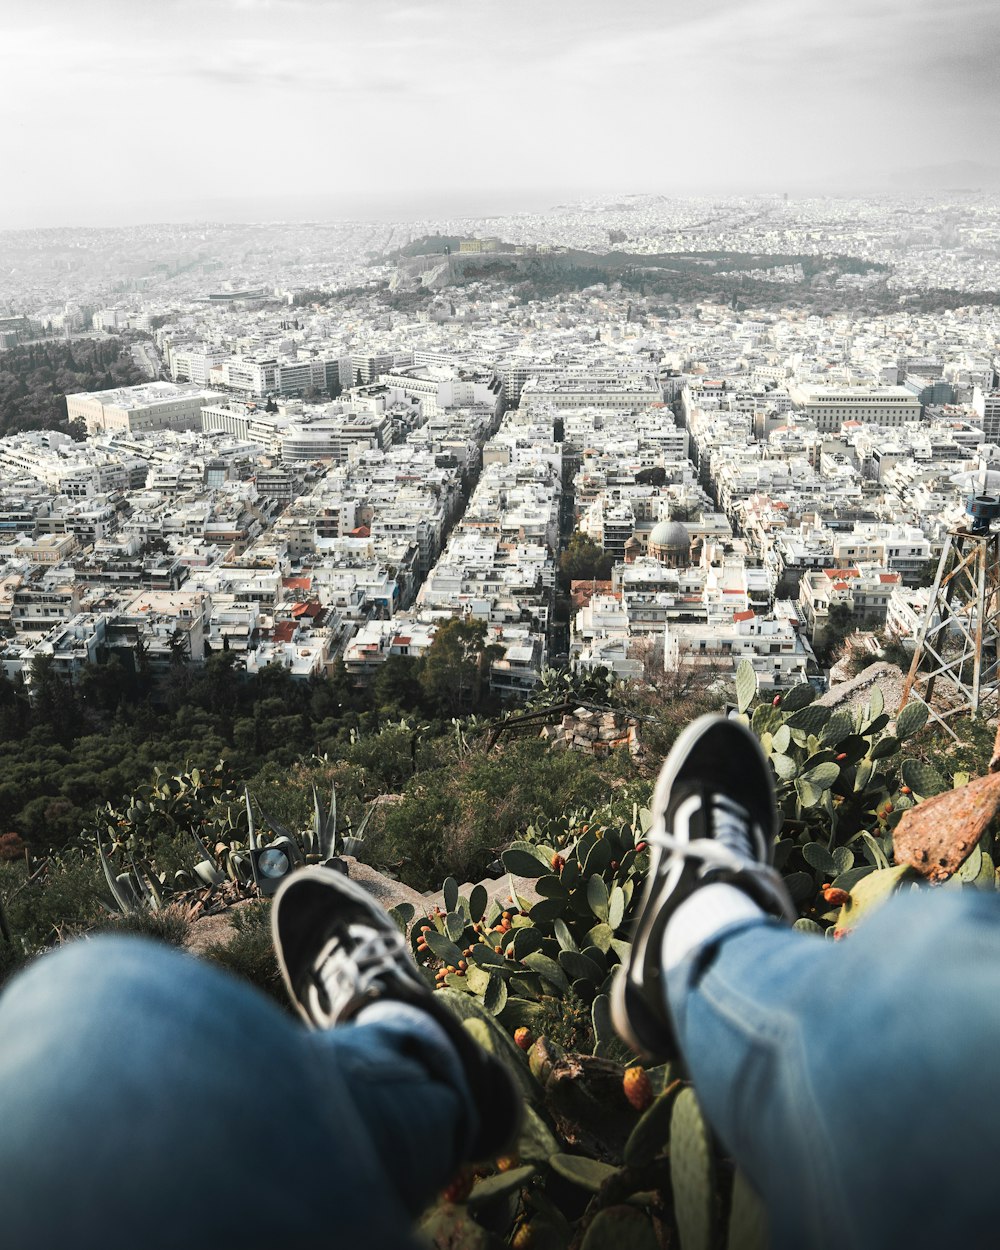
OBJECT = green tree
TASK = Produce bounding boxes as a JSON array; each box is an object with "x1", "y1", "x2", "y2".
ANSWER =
[
  {"x1": 420, "y1": 619, "x2": 500, "y2": 716},
  {"x1": 559, "y1": 532, "x2": 615, "y2": 590},
  {"x1": 29, "y1": 655, "x2": 80, "y2": 744},
  {"x1": 373, "y1": 655, "x2": 426, "y2": 715}
]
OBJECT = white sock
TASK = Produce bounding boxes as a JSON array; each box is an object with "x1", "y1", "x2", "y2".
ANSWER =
[{"x1": 661, "y1": 883, "x2": 766, "y2": 972}]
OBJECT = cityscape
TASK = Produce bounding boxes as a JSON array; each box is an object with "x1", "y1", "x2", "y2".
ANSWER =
[{"x1": 0, "y1": 191, "x2": 999, "y2": 701}]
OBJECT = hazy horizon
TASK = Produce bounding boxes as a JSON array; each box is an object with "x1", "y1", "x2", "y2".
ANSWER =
[{"x1": 1, "y1": 0, "x2": 999, "y2": 232}]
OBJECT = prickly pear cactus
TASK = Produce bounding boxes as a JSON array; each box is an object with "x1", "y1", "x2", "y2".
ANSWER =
[
  {"x1": 726, "y1": 1168, "x2": 768, "y2": 1250},
  {"x1": 580, "y1": 1205, "x2": 659, "y2": 1249},
  {"x1": 670, "y1": 1087, "x2": 717, "y2": 1250}
]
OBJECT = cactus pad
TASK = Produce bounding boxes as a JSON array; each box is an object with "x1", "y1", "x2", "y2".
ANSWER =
[
  {"x1": 580, "y1": 1206, "x2": 659, "y2": 1250},
  {"x1": 549, "y1": 1153, "x2": 619, "y2": 1192},
  {"x1": 726, "y1": 1169, "x2": 768, "y2": 1250},
  {"x1": 670, "y1": 1087, "x2": 717, "y2": 1250}
]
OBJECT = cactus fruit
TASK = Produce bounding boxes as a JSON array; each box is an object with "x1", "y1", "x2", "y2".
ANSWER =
[
  {"x1": 442, "y1": 1168, "x2": 474, "y2": 1204},
  {"x1": 822, "y1": 886, "x2": 850, "y2": 907},
  {"x1": 528, "y1": 1037, "x2": 559, "y2": 1085},
  {"x1": 514, "y1": 1027, "x2": 533, "y2": 1051},
  {"x1": 512, "y1": 1223, "x2": 534, "y2": 1250},
  {"x1": 622, "y1": 1066, "x2": 654, "y2": 1112}
]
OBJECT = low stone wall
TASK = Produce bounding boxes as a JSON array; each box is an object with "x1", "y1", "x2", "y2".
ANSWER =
[
  {"x1": 540, "y1": 707, "x2": 641, "y2": 758},
  {"x1": 818, "y1": 661, "x2": 906, "y2": 717}
]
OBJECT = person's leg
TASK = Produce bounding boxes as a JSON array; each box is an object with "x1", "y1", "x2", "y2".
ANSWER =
[
  {"x1": 666, "y1": 889, "x2": 1000, "y2": 1250},
  {"x1": 612, "y1": 715, "x2": 1000, "y2": 1247},
  {"x1": 0, "y1": 935, "x2": 472, "y2": 1250},
  {"x1": 330, "y1": 998, "x2": 480, "y2": 1212}
]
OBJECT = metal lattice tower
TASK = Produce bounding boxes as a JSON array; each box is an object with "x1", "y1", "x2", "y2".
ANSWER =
[{"x1": 900, "y1": 490, "x2": 1000, "y2": 734}]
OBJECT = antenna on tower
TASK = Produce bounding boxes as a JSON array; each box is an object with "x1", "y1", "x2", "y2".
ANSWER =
[{"x1": 900, "y1": 464, "x2": 1000, "y2": 735}]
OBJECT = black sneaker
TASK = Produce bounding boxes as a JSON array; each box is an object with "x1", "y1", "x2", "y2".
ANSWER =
[
  {"x1": 612, "y1": 714, "x2": 795, "y2": 1062},
  {"x1": 272, "y1": 866, "x2": 523, "y2": 1160}
]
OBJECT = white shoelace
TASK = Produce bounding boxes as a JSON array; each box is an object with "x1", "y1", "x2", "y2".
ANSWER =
[
  {"x1": 647, "y1": 793, "x2": 760, "y2": 877},
  {"x1": 308, "y1": 924, "x2": 411, "y2": 1025}
]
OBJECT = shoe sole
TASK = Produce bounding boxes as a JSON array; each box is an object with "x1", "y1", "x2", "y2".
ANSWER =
[{"x1": 611, "y1": 714, "x2": 776, "y2": 1062}]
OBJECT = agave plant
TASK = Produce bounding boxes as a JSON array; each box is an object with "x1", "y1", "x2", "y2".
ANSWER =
[
  {"x1": 249, "y1": 780, "x2": 374, "y2": 865},
  {"x1": 96, "y1": 830, "x2": 167, "y2": 915}
]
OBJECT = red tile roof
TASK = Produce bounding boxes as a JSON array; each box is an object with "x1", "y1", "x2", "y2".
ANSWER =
[
  {"x1": 291, "y1": 600, "x2": 322, "y2": 618},
  {"x1": 570, "y1": 580, "x2": 615, "y2": 611}
]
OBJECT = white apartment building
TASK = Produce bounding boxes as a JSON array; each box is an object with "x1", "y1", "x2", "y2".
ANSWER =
[
  {"x1": 830, "y1": 525, "x2": 932, "y2": 583},
  {"x1": 280, "y1": 413, "x2": 391, "y2": 464},
  {"x1": 217, "y1": 355, "x2": 334, "y2": 398},
  {"x1": 884, "y1": 585, "x2": 940, "y2": 644},
  {"x1": 338, "y1": 351, "x2": 397, "y2": 389},
  {"x1": 380, "y1": 365, "x2": 503, "y2": 418},
  {"x1": 171, "y1": 349, "x2": 228, "y2": 386},
  {"x1": 520, "y1": 372, "x2": 662, "y2": 413},
  {"x1": 489, "y1": 627, "x2": 547, "y2": 699},
  {"x1": 798, "y1": 566, "x2": 901, "y2": 643},
  {"x1": 664, "y1": 607, "x2": 814, "y2": 690},
  {"x1": 221, "y1": 358, "x2": 278, "y2": 394},
  {"x1": 973, "y1": 388, "x2": 1000, "y2": 443},
  {"x1": 787, "y1": 385, "x2": 921, "y2": 434}
]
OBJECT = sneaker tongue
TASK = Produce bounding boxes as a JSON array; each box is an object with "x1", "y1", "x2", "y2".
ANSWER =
[{"x1": 668, "y1": 786, "x2": 756, "y2": 860}]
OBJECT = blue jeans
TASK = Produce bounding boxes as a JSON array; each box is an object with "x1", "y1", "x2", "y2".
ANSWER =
[
  {"x1": 0, "y1": 936, "x2": 476, "y2": 1250},
  {"x1": 668, "y1": 889, "x2": 1000, "y2": 1250}
]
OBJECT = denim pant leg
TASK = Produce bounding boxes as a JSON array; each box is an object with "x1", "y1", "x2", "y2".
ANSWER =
[
  {"x1": 0, "y1": 936, "x2": 472, "y2": 1250},
  {"x1": 667, "y1": 890, "x2": 1000, "y2": 1250}
]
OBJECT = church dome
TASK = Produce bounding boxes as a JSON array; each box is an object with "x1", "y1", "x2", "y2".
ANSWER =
[{"x1": 649, "y1": 520, "x2": 690, "y2": 551}]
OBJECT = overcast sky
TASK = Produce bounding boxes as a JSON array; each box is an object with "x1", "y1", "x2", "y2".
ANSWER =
[{"x1": 1, "y1": 0, "x2": 998, "y2": 228}]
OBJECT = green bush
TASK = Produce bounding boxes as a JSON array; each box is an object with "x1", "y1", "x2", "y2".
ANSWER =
[
  {"x1": 370, "y1": 739, "x2": 644, "y2": 890},
  {"x1": 0, "y1": 935, "x2": 28, "y2": 989},
  {"x1": 203, "y1": 901, "x2": 285, "y2": 1007},
  {"x1": 88, "y1": 907, "x2": 191, "y2": 948},
  {"x1": 340, "y1": 720, "x2": 451, "y2": 791},
  {"x1": 1, "y1": 854, "x2": 104, "y2": 948}
]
